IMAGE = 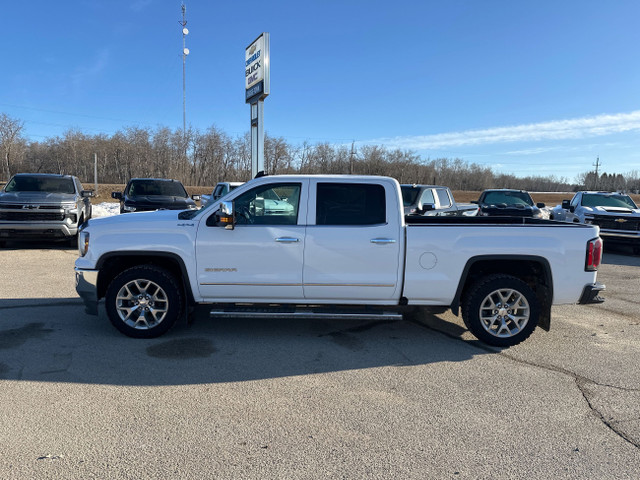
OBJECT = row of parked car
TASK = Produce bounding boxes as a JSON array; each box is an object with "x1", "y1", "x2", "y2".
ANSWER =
[
  {"x1": 401, "y1": 184, "x2": 639, "y2": 254},
  {"x1": 0, "y1": 172, "x2": 639, "y2": 253}
]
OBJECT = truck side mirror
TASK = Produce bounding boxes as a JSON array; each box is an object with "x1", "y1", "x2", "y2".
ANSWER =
[
  {"x1": 536, "y1": 202, "x2": 545, "y2": 208},
  {"x1": 112, "y1": 192, "x2": 123, "y2": 200},
  {"x1": 218, "y1": 200, "x2": 235, "y2": 230},
  {"x1": 82, "y1": 190, "x2": 95, "y2": 198},
  {"x1": 191, "y1": 194, "x2": 201, "y2": 201},
  {"x1": 561, "y1": 199, "x2": 570, "y2": 209}
]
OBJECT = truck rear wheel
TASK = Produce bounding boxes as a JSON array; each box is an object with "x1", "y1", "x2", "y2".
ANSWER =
[
  {"x1": 462, "y1": 274, "x2": 539, "y2": 347},
  {"x1": 105, "y1": 265, "x2": 183, "y2": 338}
]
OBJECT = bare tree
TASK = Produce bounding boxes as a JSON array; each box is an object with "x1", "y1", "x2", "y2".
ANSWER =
[{"x1": 0, "y1": 113, "x2": 25, "y2": 180}]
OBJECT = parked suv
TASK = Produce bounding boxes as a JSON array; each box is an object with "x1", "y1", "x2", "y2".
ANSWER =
[
  {"x1": 474, "y1": 189, "x2": 545, "y2": 218},
  {"x1": 112, "y1": 178, "x2": 198, "y2": 214},
  {"x1": 0, "y1": 173, "x2": 93, "y2": 245}
]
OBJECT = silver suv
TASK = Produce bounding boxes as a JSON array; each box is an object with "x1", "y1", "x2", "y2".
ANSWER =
[{"x1": 0, "y1": 173, "x2": 93, "y2": 246}]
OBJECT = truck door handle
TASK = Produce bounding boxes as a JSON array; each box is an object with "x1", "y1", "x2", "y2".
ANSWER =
[
  {"x1": 370, "y1": 238, "x2": 396, "y2": 244},
  {"x1": 276, "y1": 237, "x2": 300, "y2": 243}
]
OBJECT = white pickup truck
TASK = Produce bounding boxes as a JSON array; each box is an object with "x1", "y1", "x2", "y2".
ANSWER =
[{"x1": 75, "y1": 175, "x2": 604, "y2": 347}]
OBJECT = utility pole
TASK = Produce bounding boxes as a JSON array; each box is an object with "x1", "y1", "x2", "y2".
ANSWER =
[
  {"x1": 593, "y1": 156, "x2": 601, "y2": 189},
  {"x1": 350, "y1": 141, "x2": 356, "y2": 174},
  {"x1": 180, "y1": 4, "x2": 189, "y2": 142}
]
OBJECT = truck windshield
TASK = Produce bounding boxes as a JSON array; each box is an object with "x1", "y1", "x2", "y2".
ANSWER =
[
  {"x1": 127, "y1": 180, "x2": 188, "y2": 197},
  {"x1": 581, "y1": 193, "x2": 637, "y2": 209},
  {"x1": 482, "y1": 191, "x2": 533, "y2": 206},
  {"x1": 4, "y1": 176, "x2": 75, "y2": 194}
]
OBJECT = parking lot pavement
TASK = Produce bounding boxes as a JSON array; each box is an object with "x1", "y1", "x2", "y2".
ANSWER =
[{"x1": 1, "y1": 244, "x2": 639, "y2": 478}]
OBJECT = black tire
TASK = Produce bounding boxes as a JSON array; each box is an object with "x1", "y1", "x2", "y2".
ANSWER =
[
  {"x1": 105, "y1": 265, "x2": 183, "y2": 338},
  {"x1": 461, "y1": 274, "x2": 539, "y2": 347}
]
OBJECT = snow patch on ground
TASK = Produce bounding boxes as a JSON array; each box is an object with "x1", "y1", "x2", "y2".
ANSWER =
[{"x1": 92, "y1": 202, "x2": 120, "y2": 217}]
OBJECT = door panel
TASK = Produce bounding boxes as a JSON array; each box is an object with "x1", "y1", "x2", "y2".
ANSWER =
[
  {"x1": 303, "y1": 180, "x2": 403, "y2": 302},
  {"x1": 196, "y1": 181, "x2": 306, "y2": 302}
]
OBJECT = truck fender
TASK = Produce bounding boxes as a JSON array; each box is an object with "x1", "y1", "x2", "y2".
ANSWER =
[
  {"x1": 450, "y1": 255, "x2": 553, "y2": 331},
  {"x1": 95, "y1": 251, "x2": 195, "y2": 307}
]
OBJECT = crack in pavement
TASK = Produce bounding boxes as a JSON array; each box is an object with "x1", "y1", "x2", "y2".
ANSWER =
[
  {"x1": 576, "y1": 377, "x2": 640, "y2": 449},
  {"x1": 407, "y1": 317, "x2": 640, "y2": 450}
]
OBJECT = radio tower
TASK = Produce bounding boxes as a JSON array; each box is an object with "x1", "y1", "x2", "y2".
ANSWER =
[{"x1": 180, "y1": 3, "x2": 189, "y2": 140}]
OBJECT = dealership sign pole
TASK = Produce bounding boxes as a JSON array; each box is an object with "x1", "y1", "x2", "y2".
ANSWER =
[{"x1": 245, "y1": 33, "x2": 270, "y2": 177}]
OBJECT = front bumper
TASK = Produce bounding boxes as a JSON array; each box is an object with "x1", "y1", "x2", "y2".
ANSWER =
[
  {"x1": 75, "y1": 268, "x2": 99, "y2": 315},
  {"x1": 0, "y1": 221, "x2": 78, "y2": 238},
  {"x1": 599, "y1": 231, "x2": 640, "y2": 246},
  {"x1": 578, "y1": 282, "x2": 606, "y2": 304}
]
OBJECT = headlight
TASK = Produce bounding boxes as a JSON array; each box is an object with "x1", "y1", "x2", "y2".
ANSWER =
[
  {"x1": 78, "y1": 231, "x2": 90, "y2": 257},
  {"x1": 62, "y1": 202, "x2": 78, "y2": 211},
  {"x1": 123, "y1": 205, "x2": 137, "y2": 212},
  {"x1": 584, "y1": 215, "x2": 594, "y2": 224}
]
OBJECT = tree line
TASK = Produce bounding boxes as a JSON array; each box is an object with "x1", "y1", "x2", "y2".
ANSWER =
[{"x1": 2, "y1": 112, "x2": 639, "y2": 193}]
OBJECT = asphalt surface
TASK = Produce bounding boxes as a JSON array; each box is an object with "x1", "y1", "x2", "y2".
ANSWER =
[{"x1": 0, "y1": 241, "x2": 639, "y2": 479}]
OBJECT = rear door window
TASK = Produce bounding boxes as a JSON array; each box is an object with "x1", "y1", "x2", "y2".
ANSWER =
[{"x1": 316, "y1": 183, "x2": 386, "y2": 225}]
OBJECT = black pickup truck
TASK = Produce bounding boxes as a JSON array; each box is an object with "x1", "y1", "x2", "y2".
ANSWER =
[
  {"x1": 474, "y1": 189, "x2": 545, "y2": 218},
  {"x1": 112, "y1": 178, "x2": 199, "y2": 214}
]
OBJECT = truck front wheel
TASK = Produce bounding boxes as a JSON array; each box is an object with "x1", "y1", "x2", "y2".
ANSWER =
[
  {"x1": 462, "y1": 274, "x2": 539, "y2": 347},
  {"x1": 105, "y1": 265, "x2": 183, "y2": 338}
]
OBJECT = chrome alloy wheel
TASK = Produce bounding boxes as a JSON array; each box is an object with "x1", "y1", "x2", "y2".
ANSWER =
[
  {"x1": 115, "y1": 279, "x2": 169, "y2": 330},
  {"x1": 479, "y1": 288, "x2": 530, "y2": 338}
]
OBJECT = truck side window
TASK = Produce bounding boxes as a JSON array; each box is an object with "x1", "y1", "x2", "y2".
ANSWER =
[
  {"x1": 435, "y1": 188, "x2": 452, "y2": 208},
  {"x1": 571, "y1": 194, "x2": 580, "y2": 207},
  {"x1": 420, "y1": 188, "x2": 436, "y2": 205},
  {"x1": 420, "y1": 189, "x2": 435, "y2": 206},
  {"x1": 316, "y1": 183, "x2": 386, "y2": 225},
  {"x1": 213, "y1": 185, "x2": 224, "y2": 200},
  {"x1": 234, "y1": 183, "x2": 301, "y2": 225}
]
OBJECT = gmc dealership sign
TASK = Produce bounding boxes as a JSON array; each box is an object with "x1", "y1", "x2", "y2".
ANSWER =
[{"x1": 245, "y1": 33, "x2": 270, "y2": 103}]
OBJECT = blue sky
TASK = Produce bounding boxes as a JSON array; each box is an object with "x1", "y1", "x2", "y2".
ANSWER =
[{"x1": 2, "y1": 0, "x2": 639, "y2": 181}]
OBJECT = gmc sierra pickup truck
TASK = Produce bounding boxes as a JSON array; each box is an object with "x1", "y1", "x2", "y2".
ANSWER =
[{"x1": 75, "y1": 175, "x2": 604, "y2": 347}]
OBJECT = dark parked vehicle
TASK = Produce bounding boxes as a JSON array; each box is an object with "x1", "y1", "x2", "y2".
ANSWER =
[
  {"x1": 474, "y1": 189, "x2": 545, "y2": 218},
  {"x1": 0, "y1": 173, "x2": 93, "y2": 246},
  {"x1": 112, "y1": 178, "x2": 199, "y2": 214}
]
